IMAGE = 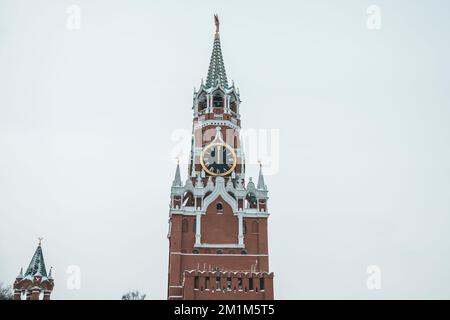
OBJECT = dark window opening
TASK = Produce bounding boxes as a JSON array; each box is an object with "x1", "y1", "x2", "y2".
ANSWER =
[
  {"x1": 249, "y1": 278, "x2": 254, "y2": 291},
  {"x1": 246, "y1": 193, "x2": 257, "y2": 209},
  {"x1": 198, "y1": 100, "x2": 206, "y2": 112},
  {"x1": 230, "y1": 101, "x2": 237, "y2": 113},
  {"x1": 192, "y1": 249, "x2": 199, "y2": 254},
  {"x1": 215, "y1": 277, "x2": 221, "y2": 289},
  {"x1": 205, "y1": 277, "x2": 210, "y2": 289},
  {"x1": 194, "y1": 276, "x2": 199, "y2": 289},
  {"x1": 217, "y1": 249, "x2": 223, "y2": 254},
  {"x1": 213, "y1": 95, "x2": 223, "y2": 108},
  {"x1": 216, "y1": 202, "x2": 223, "y2": 211},
  {"x1": 260, "y1": 278, "x2": 265, "y2": 291},
  {"x1": 183, "y1": 192, "x2": 195, "y2": 207}
]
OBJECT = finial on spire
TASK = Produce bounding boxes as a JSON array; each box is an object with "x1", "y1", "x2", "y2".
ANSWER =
[
  {"x1": 205, "y1": 14, "x2": 228, "y2": 88},
  {"x1": 214, "y1": 14, "x2": 220, "y2": 33},
  {"x1": 38, "y1": 237, "x2": 43, "y2": 246}
]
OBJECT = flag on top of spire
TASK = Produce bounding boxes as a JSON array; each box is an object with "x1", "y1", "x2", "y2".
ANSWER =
[{"x1": 205, "y1": 14, "x2": 229, "y2": 89}]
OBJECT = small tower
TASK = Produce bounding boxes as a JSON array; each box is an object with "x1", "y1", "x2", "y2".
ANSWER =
[{"x1": 13, "y1": 239, "x2": 54, "y2": 300}]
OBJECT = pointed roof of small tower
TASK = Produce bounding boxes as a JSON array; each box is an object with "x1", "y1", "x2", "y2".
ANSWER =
[
  {"x1": 16, "y1": 267, "x2": 24, "y2": 279},
  {"x1": 172, "y1": 159, "x2": 182, "y2": 187},
  {"x1": 257, "y1": 162, "x2": 266, "y2": 190},
  {"x1": 24, "y1": 238, "x2": 48, "y2": 278},
  {"x1": 205, "y1": 14, "x2": 229, "y2": 89}
]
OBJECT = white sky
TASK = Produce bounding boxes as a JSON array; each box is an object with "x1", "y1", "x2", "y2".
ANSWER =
[{"x1": 1, "y1": 0, "x2": 450, "y2": 299}]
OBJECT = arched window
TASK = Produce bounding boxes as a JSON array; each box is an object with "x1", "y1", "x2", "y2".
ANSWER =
[
  {"x1": 238, "y1": 277, "x2": 243, "y2": 290},
  {"x1": 194, "y1": 276, "x2": 199, "y2": 289},
  {"x1": 215, "y1": 276, "x2": 221, "y2": 289},
  {"x1": 198, "y1": 95, "x2": 207, "y2": 113},
  {"x1": 246, "y1": 193, "x2": 257, "y2": 209},
  {"x1": 183, "y1": 191, "x2": 195, "y2": 207},
  {"x1": 252, "y1": 221, "x2": 259, "y2": 233},
  {"x1": 182, "y1": 219, "x2": 188, "y2": 233},
  {"x1": 216, "y1": 202, "x2": 223, "y2": 211},
  {"x1": 249, "y1": 278, "x2": 254, "y2": 290},
  {"x1": 227, "y1": 277, "x2": 232, "y2": 290},
  {"x1": 213, "y1": 93, "x2": 223, "y2": 108},
  {"x1": 259, "y1": 278, "x2": 265, "y2": 291},
  {"x1": 230, "y1": 101, "x2": 237, "y2": 113}
]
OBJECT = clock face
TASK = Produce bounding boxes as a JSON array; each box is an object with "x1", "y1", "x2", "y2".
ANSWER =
[{"x1": 200, "y1": 142, "x2": 237, "y2": 176}]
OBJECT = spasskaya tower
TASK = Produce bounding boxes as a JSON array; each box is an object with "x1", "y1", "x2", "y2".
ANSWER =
[{"x1": 167, "y1": 15, "x2": 274, "y2": 300}]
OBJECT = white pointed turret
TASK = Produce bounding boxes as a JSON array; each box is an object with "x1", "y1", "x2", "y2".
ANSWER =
[
  {"x1": 257, "y1": 163, "x2": 266, "y2": 190},
  {"x1": 195, "y1": 173, "x2": 204, "y2": 188},
  {"x1": 247, "y1": 177, "x2": 254, "y2": 187},
  {"x1": 236, "y1": 176, "x2": 244, "y2": 189},
  {"x1": 17, "y1": 267, "x2": 23, "y2": 279},
  {"x1": 172, "y1": 160, "x2": 182, "y2": 187}
]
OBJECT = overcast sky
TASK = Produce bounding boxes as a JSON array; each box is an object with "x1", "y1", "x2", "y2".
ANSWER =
[{"x1": 1, "y1": 0, "x2": 450, "y2": 299}]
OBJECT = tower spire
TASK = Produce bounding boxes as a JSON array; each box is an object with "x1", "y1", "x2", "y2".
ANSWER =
[
  {"x1": 257, "y1": 162, "x2": 266, "y2": 190},
  {"x1": 205, "y1": 14, "x2": 228, "y2": 88},
  {"x1": 25, "y1": 241, "x2": 48, "y2": 277},
  {"x1": 172, "y1": 159, "x2": 182, "y2": 187}
]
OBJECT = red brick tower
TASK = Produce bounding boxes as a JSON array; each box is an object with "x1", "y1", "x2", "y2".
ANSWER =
[
  {"x1": 13, "y1": 239, "x2": 54, "y2": 300},
  {"x1": 167, "y1": 15, "x2": 274, "y2": 300}
]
